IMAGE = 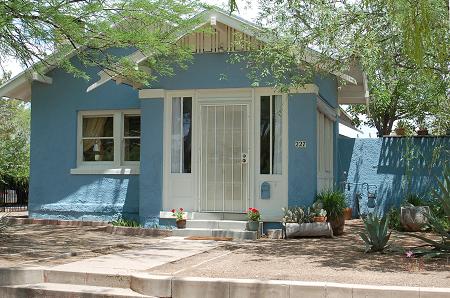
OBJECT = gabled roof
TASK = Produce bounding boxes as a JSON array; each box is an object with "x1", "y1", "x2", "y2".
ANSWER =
[{"x1": 0, "y1": 7, "x2": 369, "y2": 104}]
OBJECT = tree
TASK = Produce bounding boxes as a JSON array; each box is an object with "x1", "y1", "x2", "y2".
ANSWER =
[
  {"x1": 228, "y1": 0, "x2": 448, "y2": 136},
  {"x1": 0, "y1": 0, "x2": 202, "y2": 86}
]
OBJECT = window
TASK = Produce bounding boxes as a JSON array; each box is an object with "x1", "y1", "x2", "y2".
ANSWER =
[
  {"x1": 260, "y1": 95, "x2": 282, "y2": 175},
  {"x1": 78, "y1": 110, "x2": 141, "y2": 166},
  {"x1": 123, "y1": 115, "x2": 141, "y2": 162},
  {"x1": 171, "y1": 97, "x2": 192, "y2": 173}
]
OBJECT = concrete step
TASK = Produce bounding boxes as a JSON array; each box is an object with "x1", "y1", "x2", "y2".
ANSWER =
[
  {"x1": 186, "y1": 219, "x2": 248, "y2": 230},
  {"x1": 172, "y1": 228, "x2": 257, "y2": 240},
  {"x1": 0, "y1": 282, "x2": 153, "y2": 298}
]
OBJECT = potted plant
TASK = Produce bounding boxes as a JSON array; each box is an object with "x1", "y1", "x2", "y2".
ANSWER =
[
  {"x1": 171, "y1": 208, "x2": 186, "y2": 229},
  {"x1": 394, "y1": 120, "x2": 408, "y2": 136},
  {"x1": 316, "y1": 189, "x2": 347, "y2": 235},
  {"x1": 400, "y1": 194, "x2": 430, "y2": 232},
  {"x1": 247, "y1": 207, "x2": 261, "y2": 231},
  {"x1": 313, "y1": 208, "x2": 327, "y2": 222},
  {"x1": 416, "y1": 117, "x2": 429, "y2": 136}
]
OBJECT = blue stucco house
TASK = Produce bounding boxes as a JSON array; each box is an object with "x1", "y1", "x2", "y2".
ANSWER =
[{"x1": 0, "y1": 9, "x2": 367, "y2": 227}]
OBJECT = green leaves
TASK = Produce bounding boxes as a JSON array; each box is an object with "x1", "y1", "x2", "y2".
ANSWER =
[
  {"x1": 360, "y1": 213, "x2": 391, "y2": 253},
  {"x1": 0, "y1": 0, "x2": 203, "y2": 86},
  {"x1": 0, "y1": 98, "x2": 30, "y2": 183}
]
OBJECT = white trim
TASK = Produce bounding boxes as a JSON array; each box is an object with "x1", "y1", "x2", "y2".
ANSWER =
[
  {"x1": 139, "y1": 89, "x2": 166, "y2": 99},
  {"x1": 316, "y1": 96, "x2": 337, "y2": 121},
  {"x1": 70, "y1": 166, "x2": 140, "y2": 175},
  {"x1": 31, "y1": 72, "x2": 53, "y2": 84},
  {"x1": 74, "y1": 109, "x2": 141, "y2": 174}
]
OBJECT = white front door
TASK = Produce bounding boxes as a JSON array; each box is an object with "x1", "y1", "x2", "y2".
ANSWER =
[{"x1": 200, "y1": 103, "x2": 249, "y2": 212}]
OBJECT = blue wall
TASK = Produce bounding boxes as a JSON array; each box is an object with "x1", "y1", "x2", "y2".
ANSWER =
[
  {"x1": 29, "y1": 52, "x2": 338, "y2": 222},
  {"x1": 288, "y1": 93, "x2": 318, "y2": 207},
  {"x1": 338, "y1": 137, "x2": 450, "y2": 215},
  {"x1": 29, "y1": 63, "x2": 142, "y2": 221}
]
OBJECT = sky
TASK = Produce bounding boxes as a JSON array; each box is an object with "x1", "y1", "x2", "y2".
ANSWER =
[{"x1": 4, "y1": 0, "x2": 376, "y2": 138}]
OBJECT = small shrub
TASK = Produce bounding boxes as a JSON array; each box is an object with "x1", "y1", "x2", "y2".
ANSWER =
[
  {"x1": 111, "y1": 218, "x2": 141, "y2": 227},
  {"x1": 316, "y1": 189, "x2": 346, "y2": 219},
  {"x1": 387, "y1": 207, "x2": 402, "y2": 230},
  {"x1": 282, "y1": 206, "x2": 314, "y2": 223},
  {"x1": 359, "y1": 213, "x2": 391, "y2": 253},
  {"x1": 403, "y1": 193, "x2": 426, "y2": 207}
]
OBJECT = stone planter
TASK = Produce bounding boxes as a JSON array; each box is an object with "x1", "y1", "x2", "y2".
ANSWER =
[
  {"x1": 328, "y1": 215, "x2": 345, "y2": 236},
  {"x1": 400, "y1": 206, "x2": 430, "y2": 231},
  {"x1": 284, "y1": 222, "x2": 333, "y2": 238},
  {"x1": 247, "y1": 220, "x2": 260, "y2": 231}
]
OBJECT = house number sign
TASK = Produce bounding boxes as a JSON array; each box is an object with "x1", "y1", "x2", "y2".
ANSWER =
[{"x1": 295, "y1": 140, "x2": 306, "y2": 148}]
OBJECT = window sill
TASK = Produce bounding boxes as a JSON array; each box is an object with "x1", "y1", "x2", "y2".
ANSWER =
[{"x1": 70, "y1": 166, "x2": 140, "y2": 175}]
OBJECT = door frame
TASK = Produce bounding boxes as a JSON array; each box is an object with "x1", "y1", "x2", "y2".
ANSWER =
[
  {"x1": 163, "y1": 88, "x2": 255, "y2": 213},
  {"x1": 198, "y1": 100, "x2": 252, "y2": 213}
]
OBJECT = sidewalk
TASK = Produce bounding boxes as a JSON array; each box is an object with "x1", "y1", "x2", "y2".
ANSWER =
[{"x1": 50, "y1": 236, "x2": 219, "y2": 275}]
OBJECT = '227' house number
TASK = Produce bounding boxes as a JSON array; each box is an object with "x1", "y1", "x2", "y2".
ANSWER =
[{"x1": 295, "y1": 140, "x2": 306, "y2": 148}]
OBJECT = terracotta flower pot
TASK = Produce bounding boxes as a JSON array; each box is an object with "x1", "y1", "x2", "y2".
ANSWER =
[
  {"x1": 343, "y1": 208, "x2": 352, "y2": 220},
  {"x1": 328, "y1": 215, "x2": 345, "y2": 235},
  {"x1": 176, "y1": 219, "x2": 186, "y2": 229},
  {"x1": 417, "y1": 129, "x2": 429, "y2": 136},
  {"x1": 313, "y1": 216, "x2": 327, "y2": 223},
  {"x1": 395, "y1": 128, "x2": 406, "y2": 136}
]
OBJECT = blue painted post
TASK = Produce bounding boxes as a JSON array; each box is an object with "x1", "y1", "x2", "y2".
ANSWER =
[
  {"x1": 139, "y1": 99, "x2": 164, "y2": 227},
  {"x1": 288, "y1": 93, "x2": 318, "y2": 207}
]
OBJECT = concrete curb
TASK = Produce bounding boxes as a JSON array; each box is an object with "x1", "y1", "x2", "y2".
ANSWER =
[
  {"x1": 1, "y1": 268, "x2": 449, "y2": 298},
  {"x1": 5, "y1": 217, "x2": 173, "y2": 237}
]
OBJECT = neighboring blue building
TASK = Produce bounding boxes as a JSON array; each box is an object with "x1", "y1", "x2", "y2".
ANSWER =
[{"x1": 0, "y1": 9, "x2": 367, "y2": 226}]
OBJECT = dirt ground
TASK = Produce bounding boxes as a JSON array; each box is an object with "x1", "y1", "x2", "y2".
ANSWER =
[
  {"x1": 148, "y1": 220, "x2": 450, "y2": 287},
  {"x1": 0, "y1": 223, "x2": 163, "y2": 268}
]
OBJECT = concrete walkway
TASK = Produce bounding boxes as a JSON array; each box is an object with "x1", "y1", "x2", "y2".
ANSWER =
[{"x1": 50, "y1": 236, "x2": 219, "y2": 275}]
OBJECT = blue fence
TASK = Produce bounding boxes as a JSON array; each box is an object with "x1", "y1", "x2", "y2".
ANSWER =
[{"x1": 338, "y1": 136, "x2": 449, "y2": 216}]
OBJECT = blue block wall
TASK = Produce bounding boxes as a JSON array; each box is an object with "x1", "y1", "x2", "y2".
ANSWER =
[
  {"x1": 338, "y1": 137, "x2": 450, "y2": 215},
  {"x1": 288, "y1": 93, "x2": 318, "y2": 207}
]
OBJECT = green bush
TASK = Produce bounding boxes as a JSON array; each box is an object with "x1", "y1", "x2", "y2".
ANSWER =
[
  {"x1": 111, "y1": 218, "x2": 141, "y2": 227},
  {"x1": 403, "y1": 193, "x2": 426, "y2": 207},
  {"x1": 387, "y1": 207, "x2": 402, "y2": 230},
  {"x1": 315, "y1": 189, "x2": 346, "y2": 219}
]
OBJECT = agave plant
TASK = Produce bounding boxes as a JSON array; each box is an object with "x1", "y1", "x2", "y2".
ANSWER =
[{"x1": 359, "y1": 213, "x2": 391, "y2": 253}]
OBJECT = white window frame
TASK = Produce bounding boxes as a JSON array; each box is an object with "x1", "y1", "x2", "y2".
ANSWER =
[
  {"x1": 71, "y1": 109, "x2": 141, "y2": 175},
  {"x1": 259, "y1": 94, "x2": 284, "y2": 176}
]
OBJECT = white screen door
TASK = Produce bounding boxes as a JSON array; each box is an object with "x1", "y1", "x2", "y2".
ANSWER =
[{"x1": 200, "y1": 103, "x2": 249, "y2": 212}]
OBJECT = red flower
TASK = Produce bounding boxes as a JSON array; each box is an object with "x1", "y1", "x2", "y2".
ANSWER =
[
  {"x1": 171, "y1": 209, "x2": 175, "y2": 213},
  {"x1": 180, "y1": 207, "x2": 184, "y2": 211}
]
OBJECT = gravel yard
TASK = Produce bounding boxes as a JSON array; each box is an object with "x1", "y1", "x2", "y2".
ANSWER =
[
  {"x1": 0, "y1": 222, "x2": 163, "y2": 267},
  {"x1": 148, "y1": 220, "x2": 450, "y2": 287}
]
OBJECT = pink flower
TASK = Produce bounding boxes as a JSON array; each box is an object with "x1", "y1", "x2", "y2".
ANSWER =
[
  {"x1": 405, "y1": 251, "x2": 414, "y2": 258},
  {"x1": 171, "y1": 209, "x2": 175, "y2": 213},
  {"x1": 180, "y1": 207, "x2": 184, "y2": 211}
]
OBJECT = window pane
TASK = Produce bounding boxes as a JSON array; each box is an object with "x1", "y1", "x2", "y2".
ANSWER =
[
  {"x1": 124, "y1": 139, "x2": 140, "y2": 161},
  {"x1": 83, "y1": 116, "x2": 113, "y2": 137},
  {"x1": 124, "y1": 115, "x2": 141, "y2": 137},
  {"x1": 171, "y1": 97, "x2": 182, "y2": 173},
  {"x1": 260, "y1": 96, "x2": 270, "y2": 174},
  {"x1": 83, "y1": 139, "x2": 114, "y2": 161},
  {"x1": 183, "y1": 97, "x2": 192, "y2": 173},
  {"x1": 272, "y1": 95, "x2": 282, "y2": 174}
]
